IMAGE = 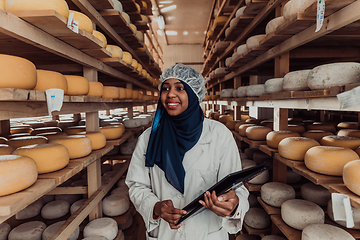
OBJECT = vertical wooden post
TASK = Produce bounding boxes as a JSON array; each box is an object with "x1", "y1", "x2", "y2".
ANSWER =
[
  {"x1": 127, "y1": 83, "x2": 134, "y2": 118},
  {"x1": 320, "y1": 110, "x2": 326, "y2": 122},
  {"x1": 0, "y1": 120, "x2": 10, "y2": 136},
  {"x1": 274, "y1": 52, "x2": 289, "y2": 78},
  {"x1": 234, "y1": 76, "x2": 242, "y2": 89},
  {"x1": 73, "y1": 113, "x2": 81, "y2": 123},
  {"x1": 273, "y1": 108, "x2": 288, "y2": 131}
]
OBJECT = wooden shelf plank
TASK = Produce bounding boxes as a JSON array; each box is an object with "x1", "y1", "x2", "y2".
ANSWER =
[
  {"x1": 88, "y1": 0, "x2": 114, "y2": 10},
  {"x1": 260, "y1": 32, "x2": 292, "y2": 47},
  {"x1": 275, "y1": 13, "x2": 315, "y2": 36},
  {"x1": 257, "y1": 196, "x2": 281, "y2": 215},
  {"x1": 274, "y1": 153, "x2": 305, "y2": 168},
  {"x1": 243, "y1": 222, "x2": 271, "y2": 235},
  {"x1": 271, "y1": 215, "x2": 301, "y2": 240},
  {"x1": 302, "y1": 0, "x2": 356, "y2": 18},
  {"x1": 245, "y1": 183, "x2": 262, "y2": 192},
  {"x1": 329, "y1": 184, "x2": 360, "y2": 210},
  {"x1": 292, "y1": 163, "x2": 343, "y2": 186},
  {"x1": 82, "y1": 47, "x2": 112, "y2": 58},
  {"x1": 106, "y1": 131, "x2": 134, "y2": 146},
  {"x1": 259, "y1": 145, "x2": 278, "y2": 157}
]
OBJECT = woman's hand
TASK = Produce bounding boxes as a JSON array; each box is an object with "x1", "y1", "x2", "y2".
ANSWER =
[
  {"x1": 199, "y1": 190, "x2": 239, "y2": 217},
  {"x1": 153, "y1": 200, "x2": 187, "y2": 229}
]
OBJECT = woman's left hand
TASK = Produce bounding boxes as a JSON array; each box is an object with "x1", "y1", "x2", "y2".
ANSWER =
[{"x1": 199, "y1": 190, "x2": 239, "y2": 217}]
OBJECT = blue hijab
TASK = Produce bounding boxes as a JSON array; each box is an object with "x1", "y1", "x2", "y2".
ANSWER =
[{"x1": 145, "y1": 81, "x2": 204, "y2": 193}]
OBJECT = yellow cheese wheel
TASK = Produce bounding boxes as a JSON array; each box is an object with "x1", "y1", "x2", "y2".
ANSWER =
[
  {"x1": 241, "y1": 115, "x2": 251, "y2": 121},
  {"x1": 132, "y1": 90, "x2": 139, "y2": 99},
  {"x1": 136, "y1": 64, "x2": 143, "y2": 72},
  {"x1": 69, "y1": 10, "x2": 93, "y2": 33},
  {"x1": 37, "y1": 132, "x2": 67, "y2": 141},
  {"x1": 301, "y1": 130, "x2": 334, "y2": 142},
  {"x1": 125, "y1": 88, "x2": 133, "y2": 99},
  {"x1": 138, "y1": 92, "x2": 143, "y2": 100},
  {"x1": 338, "y1": 129, "x2": 360, "y2": 138},
  {"x1": 129, "y1": 23, "x2": 137, "y2": 33},
  {"x1": 10, "y1": 127, "x2": 33, "y2": 134},
  {"x1": 213, "y1": 16, "x2": 228, "y2": 27},
  {"x1": 76, "y1": 131, "x2": 106, "y2": 150},
  {"x1": 122, "y1": 52, "x2": 133, "y2": 65},
  {"x1": 0, "y1": 155, "x2": 38, "y2": 196},
  {"x1": 337, "y1": 122, "x2": 358, "y2": 130},
  {"x1": 5, "y1": 0, "x2": 69, "y2": 19},
  {"x1": 34, "y1": 70, "x2": 68, "y2": 94},
  {"x1": 106, "y1": 45, "x2": 123, "y2": 58},
  {"x1": 87, "y1": 81, "x2": 104, "y2": 97},
  {"x1": 102, "y1": 86, "x2": 120, "y2": 99},
  {"x1": 226, "y1": 120, "x2": 243, "y2": 130},
  {"x1": 131, "y1": 59, "x2": 138, "y2": 69},
  {"x1": 266, "y1": 131, "x2": 300, "y2": 149},
  {"x1": 122, "y1": 12, "x2": 130, "y2": 23},
  {"x1": 239, "y1": 124, "x2": 256, "y2": 136},
  {"x1": 320, "y1": 135, "x2": 360, "y2": 150},
  {"x1": 64, "y1": 75, "x2": 89, "y2": 96},
  {"x1": 246, "y1": 126, "x2": 272, "y2": 141},
  {"x1": 135, "y1": 31, "x2": 144, "y2": 41},
  {"x1": 0, "y1": 54, "x2": 37, "y2": 89},
  {"x1": 278, "y1": 137, "x2": 320, "y2": 161},
  {"x1": 305, "y1": 146, "x2": 359, "y2": 176},
  {"x1": 0, "y1": 0, "x2": 4, "y2": 10},
  {"x1": 284, "y1": 124, "x2": 306, "y2": 134},
  {"x1": 343, "y1": 160, "x2": 360, "y2": 196},
  {"x1": 307, "y1": 123, "x2": 336, "y2": 133},
  {"x1": 246, "y1": 119, "x2": 262, "y2": 124},
  {"x1": 234, "y1": 121, "x2": 246, "y2": 131},
  {"x1": 64, "y1": 126, "x2": 86, "y2": 135},
  {"x1": 99, "y1": 125, "x2": 125, "y2": 140},
  {"x1": 118, "y1": 87, "x2": 126, "y2": 99},
  {"x1": 0, "y1": 137, "x2": 8, "y2": 144},
  {"x1": 50, "y1": 135, "x2": 92, "y2": 159},
  {"x1": 13, "y1": 143, "x2": 69, "y2": 174},
  {"x1": 0, "y1": 144, "x2": 14, "y2": 155},
  {"x1": 31, "y1": 127, "x2": 62, "y2": 135},
  {"x1": 92, "y1": 30, "x2": 107, "y2": 48},
  {"x1": 135, "y1": 2, "x2": 140, "y2": 11},
  {"x1": 8, "y1": 136, "x2": 48, "y2": 149},
  {"x1": 219, "y1": 115, "x2": 234, "y2": 124},
  {"x1": 142, "y1": 1, "x2": 147, "y2": 9},
  {"x1": 141, "y1": 69, "x2": 147, "y2": 77}
]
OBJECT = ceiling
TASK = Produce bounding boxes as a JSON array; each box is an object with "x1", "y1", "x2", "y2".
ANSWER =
[{"x1": 152, "y1": 0, "x2": 213, "y2": 45}]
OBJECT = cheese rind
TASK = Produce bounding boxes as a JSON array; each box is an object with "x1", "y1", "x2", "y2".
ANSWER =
[
  {"x1": 64, "y1": 75, "x2": 89, "y2": 96},
  {"x1": 102, "y1": 194, "x2": 130, "y2": 216},
  {"x1": 106, "y1": 45, "x2": 123, "y2": 58},
  {"x1": 87, "y1": 81, "x2": 104, "y2": 97},
  {"x1": 261, "y1": 182, "x2": 295, "y2": 207},
  {"x1": 343, "y1": 160, "x2": 360, "y2": 197},
  {"x1": 100, "y1": 125, "x2": 125, "y2": 140},
  {"x1": 0, "y1": 144, "x2": 14, "y2": 155},
  {"x1": 301, "y1": 182, "x2": 330, "y2": 207},
  {"x1": 283, "y1": 70, "x2": 311, "y2": 91},
  {"x1": 266, "y1": 131, "x2": 300, "y2": 149},
  {"x1": 0, "y1": 223, "x2": 11, "y2": 240},
  {"x1": 244, "y1": 208, "x2": 271, "y2": 229},
  {"x1": 246, "y1": 126, "x2": 272, "y2": 140},
  {"x1": 302, "y1": 223, "x2": 355, "y2": 240},
  {"x1": 34, "y1": 70, "x2": 68, "y2": 94},
  {"x1": 8, "y1": 221, "x2": 46, "y2": 240},
  {"x1": 320, "y1": 135, "x2": 360, "y2": 150},
  {"x1": 283, "y1": 0, "x2": 317, "y2": 20},
  {"x1": 15, "y1": 199, "x2": 43, "y2": 220},
  {"x1": 92, "y1": 30, "x2": 107, "y2": 48},
  {"x1": 42, "y1": 221, "x2": 79, "y2": 240},
  {"x1": 49, "y1": 135, "x2": 92, "y2": 159},
  {"x1": 83, "y1": 217, "x2": 118, "y2": 240},
  {"x1": 278, "y1": 137, "x2": 319, "y2": 161},
  {"x1": 41, "y1": 200, "x2": 70, "y2": 219},
  {"x1": 102, "y1": 86, "x2": 120, "y2": 99},
  {"x1": 77, "y1": 132, "x2": 106, "y2": 150},
  {"x1": 69, "y1": 10, "x2": 93, "y2": 33}
]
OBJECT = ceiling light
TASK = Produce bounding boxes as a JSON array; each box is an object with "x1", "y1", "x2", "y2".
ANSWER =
[
  {"x1": 183, "y1": 31, "x2": 188, "y2": 35},
  {"x1": 160, "y1": 5, "x2": 177, "y2": 13},
  {"x1": 159, "y1": 1, "x2": 173, "y2": 4},
  {"x1": 159, "y1": 4, "x2": 164, "y2": 7},
  {"x1": 167, "y1": 16, "x2": 175, "y2": 21},
  {"x1": 156, "y1": 15, "x2": 165, "y2": 30},
  {"x1": 165, "y1": 30, "x2": 178, "y2": 35}
]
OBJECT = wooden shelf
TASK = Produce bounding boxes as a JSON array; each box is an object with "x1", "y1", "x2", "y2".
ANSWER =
[
  {"x1": 243, "y1": 0, "x2": 269, "y2": 15},
  {"x1": 245, "y1": 183, "x2": 262, "y2": 192},
  {"x1": 232, "y1": 130, "x2": 266, "y2": 148},
  {"x1": 257, "y1": 197, "x2": 281, "y2": 215},
  {"x1": 271, "y1": 215, "x2": 301, "y2": 240},
  {"x1": 259, "y1": 145, "x2": 277, "y2": 157},
  {"x1": 88, "y1": 0, "x2": 114, "y2": 10},
  {"x1": 107, "y1": 131, "x2": 134, "y2": 146}
]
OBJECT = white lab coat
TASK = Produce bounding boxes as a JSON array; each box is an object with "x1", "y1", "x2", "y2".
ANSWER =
[{"x1": 126, "y1": 118, "x2": 249, "y2": 240}]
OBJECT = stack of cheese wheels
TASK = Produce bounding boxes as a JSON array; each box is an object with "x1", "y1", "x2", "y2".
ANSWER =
[
  {"x1": 5, "y1": 0, "x2": 70, "y2": 19},
  {"x1": 13, "y1": 143, "x2": 69, "y2": 174},
  {"x1": 238, "y1": 124, "x2": 257, "y2": 136},
  {"x1": 64, "y1": 126, "x2": 86, "y2": 135},
  {"x1": 302, "y1": 224, "x2": 356, "y2": 240},
  {"x1": 64, "y1": 75, "x2": 89, "y2": 96},
  {"x1": 38, "y1": 132, "x2": 67, "y2": 141},
  {"x1": 307, "y1": 123, "x2": 336, "y2": 133},
  {"x1": 0, "y1": 54, "x2": 37, "y2": 89},
  {"x1": 283, "y1": 0, "x2": 317, "y2": 20},
  {"x1": 41, "y1": 200, "x2": 70, "y2": 219},
  {"x1": 76, "y1": 131, "x2": 106, "y2": 150},
  {"x1": 265, "y1": 16, "x2": 285, "y2": 35},
  {"x1": 343, "y1": 160, "x2": 360, "y2": 196},
  {"x1": 30, "y1": 126, "x2": 62, "y2": 135},
  {"x1": 338, "y1": 129, "x2": 360, "y2": 138},
  {"x1": 100, "y1": 124, "x2": 125, "y2": 140},
  {"x1": 0, "y1": 155, "x2": 38, "y2": 196},
  {"x1": 50, "y1": 135, "x2": 92, "y2": 159},
  {"x1": 16, "y1": 199, "x2": 43, "y2": 220},
  {"x1": 302, "y1": 130, "x2": 333, "y2": 142},
  {"x1": 87, "y1": 81, "x2": 104, "y2": 97},
  {"x1": 8, "y1": 221, "x2": 46, "y2": 240},
  {"x1": 328, "y1": 199, "x2": 360, "y2": 229},
  {"x1": 266, "y1": 131, "x2": 300, "y2": 148},
  {"x1": 244, "y1": 208, "x2": 271, "y2": 229},
  {"x1": 301, "y1": 182, "x2": 330, "y2": 207},
  {"x1": 284, "y1": 124, "x2": 306, "y2": 134},
  {"x1": 92, "y1": 30, "x2": 107, "y2": 48},
  {"x1": 8, "y1": 135, "x2": 48, "y2": 149},
  {"x1": 305, "y1": 146, "x2": 359, "y2": 176},
  {"x1": 118, "y1": 87, "x2": 126, "y2": 99},
  {"x1": 106, "y1": 45, "x2": 123, "y2": 58},
  {"x1": 34, "y1": 70, "x2": 68, "y2": 94},
  {"x1": 283, "y1": 69, "x2": 311, "y2": 91},
  {"x1": 218, "y1": 115, "x2": 233, "y2": 124},
  {"x1": 246, "y1": 126, "x2": 272, "y2": 140},
  {"x1": 42, "y1": 221, "x2": 79, "y2": 240},
  {"x1": 281, "y1": 199, "x2": 324, "y2": 230},
  {"x1": 102, "y1": 194, "x2": 130, "y2": 216},
  {"x1": 320, "y1": 135, "x2": 360, "y2": 150},
  {"x1": 69, "y1": 10, "x2": 93, "y2": 33},
  {"x1": 278, "y1": 137, "x2": 319, "y2": 161},
  {"x1": 0, "y1": 223, "x2": 11, "y2": 240},
  {"x1": 83, "y1": 217, "x2": 118, "y2": 240},
  {"x1": 102, "y1": 86, "x2": 120, "y2": 99},
  {"x1": 122, "y1": 52, "x2": 132, "y2": 65},
  {"x1": 337, "y1": 121, "x2": 358, "y2": 130},
  {"x1": 261, "y1": 182, "x2": 295, "y2": 207}
]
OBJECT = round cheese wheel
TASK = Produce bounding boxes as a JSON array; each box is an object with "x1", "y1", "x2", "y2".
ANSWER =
[
  {"x1": 106, "y1": 45, "x2": 123, "y2": 58},
  {"x1": 235, "y1": 86, "x2": 247, "y2": 98},
  {"x1": 8, "y1": 221, "x2": 46, "y2": 240},
  {"x1": 253, "y1": 151, "x2": 272, "y2": 166},
  {"x1": 13, "y1": 143, "x2": 69, "y2": 174},
  {"x1": 37, "y1": 132, "x2": 67, "y2": 141},
  {"x1": 135, "y1": 31, "x2": 143, "y2": 41},
  {"x1": 99, "y1": 125, "x2": 125, "y2": 140},
  {"x1": 265, "y1": 16, "x2": 285, "y2": 35},
  {"x1": 104, "y1": 0, "x2": 122, "y2": 13},
  {"x1": 302, "y1": 223, "x2": 355, "y2": 240},
  {"x1": 307, "y1": 123, "x2": 336, "y2": 133},
  {"x1": 281, "y1": 199, "x2": 324, "y2": 230},
  {"x1": 320, "y1": 135, "x2": 360, "y2": 150},
  {"x1": 83, "y1": 217, "x2": 118, "y2": 240},
  {"x1": 248, "y1": 194, "x2": 259, "y2": 208},
  {"x1": 218, "y1": 115, "x2": 234, "y2": 124},
  {"x1": 34, "y1": 70, "x2": 68, "y2": 94},
  {"x1": 338, "y1": 129, "x2": 360, "y2": 138},
  {"x1": 70, "y1": 199, "x2": 86, "y2": 215},
  {"x1": 131, "y1": 59, "x2": 138, "y2": 69},
  {"x1": 103, "y1": 194, "x2": 130, "y2": 216},
  {"x1": 0, "y1": 137, "x2": 8, "y2": 144},
  {"x1": 31, "y1": 127, "x2": 62, "y2": 135},
  {"x1": 76, "y1": 132, "x2": 106, "y2": 150},
  {"x1": 283, "y1": 70, "x2": 311, "y2": 91},
  {"x1": 8, "y1": 135, "x2": 48, "y2": 149},
  {"x1": 243, "y1": 161, "x2": 269, "y2": 184},
  {"x1": 308, "y1": 62, "x2": 360, "y2": 90},
  {"x1": 41, "y1": 200, "x2": 70, "y2": 219},
  {"x1": 262, "y1": 236, "x2": 286, "y2": 240},
  {"x1": 246, "y1": 84, "x2": 266, "y2": 96},
  {"x1": 64, "y1": 126, "x2": 86, "y2": 135},
  {"x1": 244, "y1": 208, "x2": 271, "y2": 229},
  {"x1": 15, "y1": 198, "x2": 43, "y2": 220},
  {"x1": 278, "y1": 137, "x2": 320, "y2": 161},
  {"x1": 226, "y1": 120, "x2": 242, "y2": 130},
  {"x1": 328, "y1": 199, "x2": 360, "y2": 230},
  {"x1": 111, "y1": 186, "x2": 129, "y2": 197},
  {"x1": 118, "y1": 87, "x2": 126, "y2": 99},
  {"x1": 0, "y1": 54, "x2": 37, "y2": 89},
  {"x1": 136, "y1": 64, "x2": 143, "y2": 72},
  {"x1": 0, "y1": 223, "x2": 11, "y2": 240},
  {"x1": 92, "y1": 30, "x2": 107, "y2": 48},
  {"x1": 122, "y1": 52, "x2": 132, "y2": 65},
  {"x1": 266, "y1": 131, "x2": 300, "y2": 149},
  {"x1": 235, "y1": 6, "x2": 246, "y2": 17},
  {"x1": 43, "y1": 221, "x2": 79, "y2": 240},
  {"x1": 238, "y1": 124, "x2": 257, "y2": 136},
  {"x1": 50, "y1": 135, "x2": 92, "y2": 159},
  {"x1": 0, "y1": 144, "x2": 14, "y2": 155},
  {"x1": 220, "y1": 89, "x2": 234, "y2": 98},
  {"x1": 64, "y1": 75, "x2": 89, "y2": 96},
  {"x1": 261, "y1": 182, "x2": 295, "y2": 207},
  {"x1": 121, "y1": 11, "x2": 130, "y2": 23},
  {"x1": 264, "y1": 78, "x2": 283, "y2": 94},
  {"x1": 301, "y1": 182, "x2": 330, "y2": 207},
  {"x1": 118, "y1": 214, "x2": 133, "y2": 230},
  {"x1": 236, "y1": 44, "x2": 248, "y2": 56},
  {"x1": 132, "y1": 90, "x2": 139, "y2": 99},
  {"x1": 337, "y1": 122, "x2": 358, "y2": 130},
  {"x1": 69, "y1": 10, "x2": 93, "y2": 33},
  {"x1": 55, "y1": 194, "x2": 81, "y2": 205},
  {"x1": 305, "y1": 146, "x2": 359, "y2": 176},
  {"x1": 246, "y1": 34, "x2": 266, "y2": 49},
  {"x1": 246, "y1": 126, "x2": 272, "y2": 140},
  {"x1": 102, "y1": 86, "x2": 120, "y2": 99},
  {"x1": 283, "y1": 0, "x2": 317, "y2": 20},
  {"x1": 343, "y1": 160, "x2": 360, "y2": 196},
  {"x1": 302, "y1": 130, "x2": 333, "y2": 142},
  {"x1": 283, "y1": 124, "x2": 306, "y2": 134},
  {"x1": 87, "y1": 81, "x2": 104, "y2": 97},
  {"x1": 5, "y1": 0, "x2": 69, "y2": 19},
  {"x1": 123, "y1": 118, "x2": 142, "y2": 128},
  {"x1": 125, "y1": 88, "x2": 133, "y2": 99}
]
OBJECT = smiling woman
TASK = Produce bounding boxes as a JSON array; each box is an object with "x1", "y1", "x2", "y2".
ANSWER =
[{"x1": 160, "y1": 79, "x2": 188, "y2": 116}]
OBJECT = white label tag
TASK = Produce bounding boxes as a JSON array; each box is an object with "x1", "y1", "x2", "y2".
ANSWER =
[
  {"x1": 67, "y1": 12, "x2": 79, "y2": 33},
  {"x1": 331, "y1": 193, "x2": 354, "y2": 228},
  {"x1": 337, "y1": 86, "x2": 360, "y2": 109},
  {"x1": 315, "y1": 0, "x2": 325, "y2": 32},
  {"x1": 45, "y1": 89, "x2": 64, "y2": 116}
]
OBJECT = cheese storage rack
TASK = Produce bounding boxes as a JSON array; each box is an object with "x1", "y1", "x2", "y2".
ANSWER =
[
  {"x1": 201, "y1": 0, "x2": 360, "y2": 239},
  {"x1": 0, "y1": 0, "x2": 160, "y2": 239}
]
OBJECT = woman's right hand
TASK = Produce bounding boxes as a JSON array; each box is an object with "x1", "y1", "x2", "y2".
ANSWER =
[{"x1": 154, "y1": 200, "x2": 187, "y2": 229}]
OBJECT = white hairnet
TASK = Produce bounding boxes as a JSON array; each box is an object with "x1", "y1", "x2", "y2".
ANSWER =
[{"x1": 159, "y1": 64, "x2": 207, "y2": 102}]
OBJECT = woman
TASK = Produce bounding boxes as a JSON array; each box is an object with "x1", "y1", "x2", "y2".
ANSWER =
[{"x1": 126, "y1": 64, "x2": 249, "y2": 240}]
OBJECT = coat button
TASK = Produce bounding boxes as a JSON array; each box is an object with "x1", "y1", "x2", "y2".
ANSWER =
[{"x1": 177, "y1": 195, "x2": 182, "y2": 199}]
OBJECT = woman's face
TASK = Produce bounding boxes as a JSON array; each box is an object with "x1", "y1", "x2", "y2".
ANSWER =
[{"x1": 160, "y1": 78, "x2": 189, "y2": 116}]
